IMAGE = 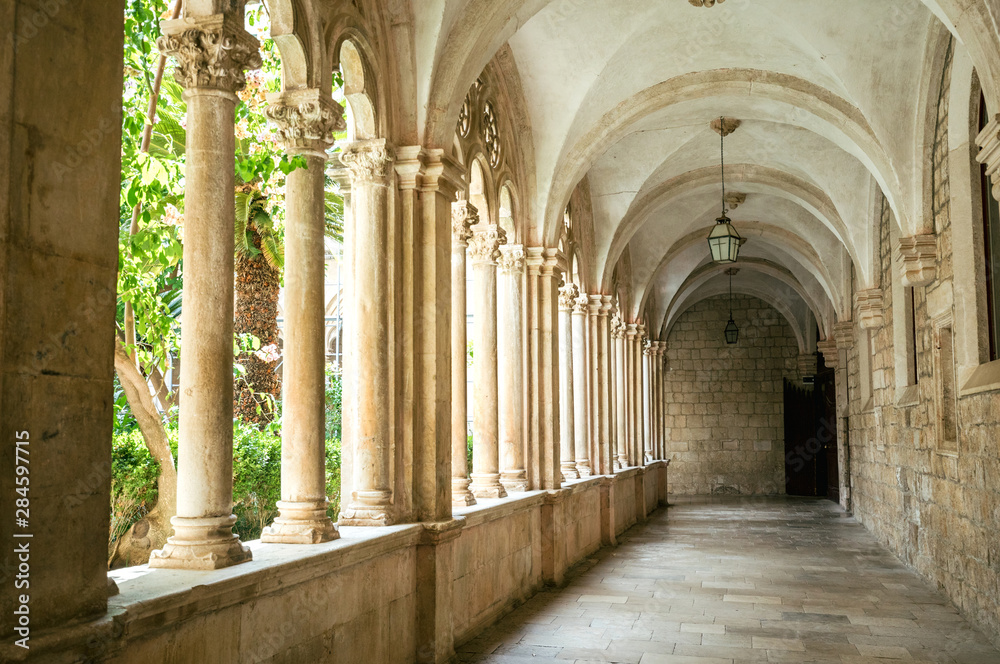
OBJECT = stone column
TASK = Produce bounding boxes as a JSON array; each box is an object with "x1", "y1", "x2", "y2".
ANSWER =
[
  {"x1": 261, "y1": 90, "x2": 342, "y2": 543},
  {"x1": 635, "y1": 325, "x2": 647, "y2": 465},
  {"x1": 526, "y1": 248, "x2": 564, "y2": 490},
  {"x1": 451, "y1": 201, "x2": 478, "y2": 506},
  {"x1": 654, "y1": 342, "x2": 665, "y2": 460},
  {"x1": 558, "y1": 282, "x2": 579, "y2": 480},
  {"x1": 613, "y1": 316, "x2": 628, "y2": 469},
  {"x1": 642, "y1": 340, "x2": 653, "y2": 464},
  {"x1": 587, "y1": 296, "x2": 602, "y2": 473},
  {"x1": 624, "y1": 324, "x2": 637, "y2": 465},
  {"x1": 151, "y1": 14, "x2": 261, "y2": 569},
  {"x1": 338, "y1": 139, "x2": 396, "y2": 526},
  {"x1": 469, "y1": 223, "x2": 508, "y2": 499},
  {"x1": 499, "y1": 244, "x2": 528, "y2": 492},
  {"x1": 571, "y1": 293, "x2": 592, "y2": 476},
  {"x1": 598, "y1": 297, "x2": 614, "y2": 474}
]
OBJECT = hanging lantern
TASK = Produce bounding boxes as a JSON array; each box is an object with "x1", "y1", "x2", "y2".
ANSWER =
[
  {"x1": 724, "y1": 316, "x2": 739, "y2": 344},
  {"x1": 723, "y1": 267, "x2": 739, "y2": 344},
  {"x1": 707, "y1": 117, "x2": 744, "y2": 263},
  {"x1": 708, "y1": 214, "x2": 743, "y2": 263}
]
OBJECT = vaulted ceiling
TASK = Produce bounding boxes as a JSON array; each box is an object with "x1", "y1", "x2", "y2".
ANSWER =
[{"x1": 405, "y1": 0, "x2": 984, "y2": 345}]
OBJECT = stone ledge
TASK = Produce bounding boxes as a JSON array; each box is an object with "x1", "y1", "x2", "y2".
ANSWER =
[
  {"x1": 960, "y1": 357, "x2": 1000, "y2": 397},
  {"x1": 895, "y1": 383, "x2": 919, "y2": 407}
]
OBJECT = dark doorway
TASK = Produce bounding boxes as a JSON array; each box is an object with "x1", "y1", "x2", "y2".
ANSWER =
[{"x1": 783, "y1": 355, "x2": 839, "y2": 498}]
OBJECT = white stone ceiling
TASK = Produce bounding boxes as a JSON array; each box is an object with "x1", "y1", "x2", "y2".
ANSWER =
[{"x1": 411, "y1": 0, "x2": 974, "y2": 342}]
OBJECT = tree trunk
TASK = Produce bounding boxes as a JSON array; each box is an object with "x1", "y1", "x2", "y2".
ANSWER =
[
  {"x1": 234, "y1": 227, "x2": 281, "y2": 427},
  {"x1": 111, "y1": 338, "x2": 177, "y2": 567}
]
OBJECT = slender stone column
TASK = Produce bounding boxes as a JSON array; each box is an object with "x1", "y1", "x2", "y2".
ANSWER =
[
  {"x1": 499, "y1": 244, "x2": 528, "y2": 492},
  {"x1": 150, "y1": 14, "x2": 261, "y2": 569},
  {"x1": 338, "y1": 139, "x2": 395, "y2": 526},
  {"x1": 624, "y1": 324, "x2": 637, "y2": 465},
  {"x1": 598, "y1": 296, "x2": 614, "y2": 474},
  {"x1": 558, "y1": 282, "x2": 579, "y2": 480},
  {"x1": 469, "y1": 223, "x2": 508, "y2": 499},
  {"x1": 613, "y1": 316, "x2": 628, "y2": 469},
  {"x1": 571, "y1": 293, "x2": 592, "y2": 476},
  {"x1": 642, "y1": 340, "x2": 653, "y2": 464},
  {"x1": 261, "y1": 90, "x2": 343, "y2": 543},
  {"x1": 451, "y1": 201, "x2": 478, "y2": 506},
  {"x1": 635, "y1": 325, "x2": 646, "y2": 465},
  {"x1": 586, "y1": 296, "x2": 602, "y2": 473}
]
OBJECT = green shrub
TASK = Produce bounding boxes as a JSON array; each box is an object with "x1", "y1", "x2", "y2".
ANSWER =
[
  {"x1": 325, "y1": 364, "x2": 342, "y2": 441},
  {"x1": 110, "y1": 429, "x2": 165, "y2": 546}
]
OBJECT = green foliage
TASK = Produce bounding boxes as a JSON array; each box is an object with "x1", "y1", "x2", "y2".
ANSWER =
[
  {"x1": 325, "y1": 364, "x2": 343, "y2": 441},
  {"x1": 467, "y1": 434, "x2": 474, "y2": 475},
  {"x1": 110, "y1": 421, "x2": 342, "y2": 544},
  {"x1": 110, "y1": 428, "x2": 171, "y2": 543},
  {"x1": 235, "y1": 187, "x2": 284, "y2": 271}
]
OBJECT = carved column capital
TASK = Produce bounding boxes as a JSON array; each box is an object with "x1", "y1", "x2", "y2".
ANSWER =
[
  {"x1": 265, "y1": 89, "x2": 345, "y2": 156},
  {"x1": 452, "y1": 201, "x2": 479, "y2": 248},
  {"x1": 468, "y1": 224, "x2": 507, "y2": 265},
  {"x1": 158, "y1": 14, "x2": 262, "y2": 94},
  {"x1": 817, "y1": 339, "x2": 839, "y2": 369},
  {"x1": 625, "y1": 323, "x2": 638, "y2": 338},
  {"x1": 689, "y1": 0, "x2": 725, "y2": 6},
  {"x1": 855, "y1": 288, "x2": 885, "y2": 329},
  {"x1": 599, "y1": 295, "x2": 614, "y2": 316},
  {"x1": 573, "y1": 293, "x2": 590, "y2": 315},
  {"x1": 340, "y1": 139, "x2": 395, "y2": 186},
  {"x1": 637, "y1": 324, "x2": 647, "y2": 340},
  {"x1": 498, "y1": 244, "x2": 526, "y2": 274},
  {"x1": 558, "y1": 282, "x2": 580, "y2": 310}
]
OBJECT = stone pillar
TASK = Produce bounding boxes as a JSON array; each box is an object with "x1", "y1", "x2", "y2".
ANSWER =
[
  {"x1": 635, "y1": 325, "x2": 647, "y2": 466},
  {"x1": 261, "y1": 90, "x2": 342, "y2": 543},
  {"x1": 558, "y1": 282, "x2": 579, "y2": 480},
  {"x1": 624, "y1": 324, "x2": 638, "y2": 465},
  {"x1": 613, "y1": 316, "x2": 628, "y2": 469},
  {"x1": 338, "y1": 139, "x2": 396, "y2": 526},
  {"x1": 526, "y1": 248, "x2": 564, "y2": 490},
  {"x1": 655, "y1": 342, "x2": 666, "y2": 460},
  {"x1": 150, "y1": 14, "x2": 261, "y2": 569},
  {"x1": 598, "y1": 296, "x2": 614, "y2": 474},
  {"x1": 499, "y1": 244, "x2": 528, "y2": 492},
  {"x1": 587, "y1": 296, "x2": 603, "y2": 473},
  {"x1": 451, "y1": 201, "x2": 478, "y2": 506},
  {"x1": 643, "y1": 340, "x2": 653, "y2": 464},
  {"x1": 571, "y1": 293, "x2": 592, "y2": 477},
  {"x1": 469, "y1": 223, "x2": 508, "y2": 499}
]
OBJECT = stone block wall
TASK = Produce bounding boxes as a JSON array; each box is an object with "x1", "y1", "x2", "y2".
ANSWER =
[
  {"x1": 847, "y1": 39, "x2": 1000, "y2": 647},
  {"x1": 664, "y1": 294, "x2": 799, "y2": 495}
]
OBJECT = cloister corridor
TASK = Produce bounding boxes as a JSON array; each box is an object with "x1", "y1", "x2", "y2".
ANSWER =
[{"x1": 458, "y1": 499, "x2": 1000, "y2": 664}]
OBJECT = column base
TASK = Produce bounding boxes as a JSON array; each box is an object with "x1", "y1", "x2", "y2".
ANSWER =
[
  {"x1": 616, "y1": 455, "x2": 628, "y2": 470},
  {"x1": 561, "y1": 462, "x2": 580, "y2": 480},
  {"x1": 451, "y1": 477, "x2": 477, "y2": 506},
  {"x1": 149, "y1": 515, "x2": 252, "y2": 570},
  {"x1": 262, "y1": 501, "x2": 339, "y2": 544},
  {"x1": 339, "y1": 490, "x2": 394, "y2": 526},
  {"x1": 470, "y1": 473, "x2": 507, "y2": 499},
  {"x1": 576, "y1": 462, "x2": 593, "y2": 477},
  {"x1": 500, "y1": 470, "x2": 528, "y2": 493}
]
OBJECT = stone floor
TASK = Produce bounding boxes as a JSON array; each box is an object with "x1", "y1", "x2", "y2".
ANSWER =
[{"x1": 457, "y1": 496, "x2": 1000, "y2": 664}]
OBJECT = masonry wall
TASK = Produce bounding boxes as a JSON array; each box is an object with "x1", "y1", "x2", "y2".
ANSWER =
[
  {"x1": 847, "y1": 37, "x2": 1000, "y2": 647},
  {"x1": 664, "y1": 294, "x2": 798, "y2": 495}
]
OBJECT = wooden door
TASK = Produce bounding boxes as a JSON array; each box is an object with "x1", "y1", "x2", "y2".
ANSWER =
[{"x1": 784, "y1": 379, "x2": 819, "y2": 496}]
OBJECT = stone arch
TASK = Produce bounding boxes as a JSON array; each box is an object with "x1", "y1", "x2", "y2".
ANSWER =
[
  {"x1": 600, "y1": 165, "x2": 859, "y2": 291},
  {"x1": 498, "y1": 181, "x2": 518, "y2": 243},
  {"x1": 542, "y1": 68, "x2": 910, "y2": 249},
  {"x1": 337, "y1": 39, "x2": 378, "y2": 140}
]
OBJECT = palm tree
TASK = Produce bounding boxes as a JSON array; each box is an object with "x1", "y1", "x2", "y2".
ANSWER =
[{"x1": 234, "y1": 184, "x2": 284, "y2": 427}]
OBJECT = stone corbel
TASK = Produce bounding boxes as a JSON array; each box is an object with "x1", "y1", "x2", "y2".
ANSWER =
[
  {"x1": 834, "y1": 321, "x2": 855, "y2": 351},
  {"x1": 896, "y1": 235, "x2": 937, "y2": 287},
  {"x1": 854, "y1": 288, "x2": 885, "y2": 329},
  {"x1": 817, "y1": 339, "x2": 838, "y2": 369},
  {"x1": 797, "y1": 353, "x2": 818, "y2": 380}
]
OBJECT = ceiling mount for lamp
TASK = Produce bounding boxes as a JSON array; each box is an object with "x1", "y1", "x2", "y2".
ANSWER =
[
  {"x1": 707, "y1": 117, "x2": 744, "y2": 264},
  {"x1": 689, "y1": 0, "x2": 725, "y2": 7}
]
